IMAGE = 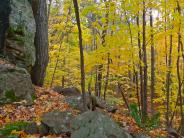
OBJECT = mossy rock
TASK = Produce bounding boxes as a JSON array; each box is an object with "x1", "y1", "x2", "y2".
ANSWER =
[
  {"x1": 5, "y1": 0, "x2": 36, "y2": 70},
  {"x1": 0, "y1": 64, "x2": 35, "y2": 105},
  {"x1": 71, "y1": 111, "x2": 132, "y2": 138}
]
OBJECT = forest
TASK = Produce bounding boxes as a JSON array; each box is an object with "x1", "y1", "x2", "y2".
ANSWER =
[{"x1": 0, "y1": 0, "x2": 184, "y2": 138}]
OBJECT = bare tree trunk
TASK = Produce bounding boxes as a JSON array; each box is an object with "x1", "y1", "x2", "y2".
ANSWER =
[
  {"x1": 150, "y1": 8, "x2": 155, "y2": 115},
  {"x1": 48, "y1": 0, "x2": 52, "y2": 20},
  {"x1": 166, "y1": 33, "x2": 173, "y2": 127},
  {"x1": 118, "y1": 82, "x2": 130, "y2": 112},
  {"x1": 137, "y1": 13, "x2": 143, "y2": 116},
  {"x1": 176, "y1": 1, "x2": 184, "y2": 134},
  {"x1": 104, "y1": 52, "x2": 110, "y2": 100},
  {"x1": 142, "y1": 0, "x2": 148, "y2": 121},
  {"x1": 31, "y1": 0, "x2": 49, "y2": 86},
  {"x1": 96, "y1": 0, "x2": 110, "y2": 98},
  {"x1": 73, "y1": 0, "x2": 86, "y2": 110}
]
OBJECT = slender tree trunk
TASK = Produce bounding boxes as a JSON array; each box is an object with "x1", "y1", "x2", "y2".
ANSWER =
[
  {"x1": 50, "y1": 8, "x2": 71, "y2": 87},
  {"x1": 48, "y1": 0, "x2": 52, "y2": 20},
  {"x1": 137, "y1": 13, "x2": 143, "y2": 116},
  {"x1": 176, "y1": 1, "x2": 184, "y2": 134},
  {"x1": 118, "y1": 82, "x2": 130, "y2": 112},
  {"x1": 31, "y1": 0, "x2": 49, "y2": 86},
  {"x1": 96, "y1": 0, "x2": 110, "y2": 98},
  {"x1": 150, "y1": 8, "x2": 155, "y2": 115},
  {"x1": 104, "y1": 52, "x2": 110, "y2": 100},
  {"x1": 166, "y1": 33, "x2": 173, "y2": 127},
  {"x1": 142, "y1": 0, "x2": 147, "y2": 121},
  {"x1": 73, "y1": 0, "x2": 86, "y2": 110},
  {"x1": 50, "y1": 33, "x2": 65, "y2": 88}
]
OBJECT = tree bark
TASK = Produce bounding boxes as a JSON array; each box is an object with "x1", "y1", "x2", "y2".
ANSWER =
[
  {"x1": 73, "y1": 0, "x2": 86, "y2": 110},
  {"x1": 31, "y1": 0, "x2": 49, "y2": 86},
  {"x1": 150, "y1": 7, "x2": 155, "y2": 115},
  {"x1": 142, "y1": 0, "x2": 148, "y2": 121},
  {"x1": 176, "y1": 1, "x2": 184, "y2": 135},
  {"x1": 104, "y1": 52, "x2": 110, "y2": 100},
  {"x1": 137, "y1": 13, "x2": 143, "y2": 117}
]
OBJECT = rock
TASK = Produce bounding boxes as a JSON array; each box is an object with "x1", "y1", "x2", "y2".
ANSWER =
[
  {"x1": 5, "y1": 0, "x2": 36, "y2": 70},
  {"x1": 65, "y1": 96, "x2": 85, "y2": 112},
  {"x1": 25, "y1": 122, "x2": 39, "y2": 134},
  {"x1": 53, "y1": 86, "x2": 81, "y2": 97},
  {"x1": 71, "y1": 111, "x2": 132, "y2": 138},
  {"x1": 0, "y1": 0, "x2": 11, "y2": 54},
  {"x1": 133, "y1": 134, "x2": 149, "y2": 138},
  {"x1": 52, "y1": 86, "x2": 63, "y2": 93},
  {"x1": 39, "y1": 123, "x2": 49, "y2": 137},
  {"x1": 65, "y1": 94, "x2": 117, "y2": 113},
  {"x1": 0, "y1": 64, "x2": 35, "y2": 105},
  {"x1": 166, "y1": 127, "x2": 179, "y2": 138},
  {"x1": 41, "y1": 110, "x2": 73, "y2": 135}
]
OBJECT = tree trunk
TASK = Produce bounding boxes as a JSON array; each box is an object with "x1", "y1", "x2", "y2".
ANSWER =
[
  {"x1": 31, "y1": 0, "x2": 49, "y2": 86},
  {"x1": 137, "y1": 13, "x2": 143, "y2": 117},
  {"x1": 73, "y1": 0, "x2": 86, "y2": 110},
  {"x1": 142, "y1": 0, "x2": 148, "y2": 121},
  {"x1": 166, "y1": 33, "x2": 173, "y2": 127},
  {"x1": 176, "y1": 1, "x2": 184, "y2": 135},
  {"x1": 48, "y1": 0, "x2": 52, "y2": 20},
  {"x1": 104, "y1": 52, "x2": 110, "y2": 100},
  {"x1": 150, "y1": 7, "x2": 155, "y2": 115}
]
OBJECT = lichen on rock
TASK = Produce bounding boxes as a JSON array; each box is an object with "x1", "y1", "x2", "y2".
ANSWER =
[
  {"x1": 6, "y1": 0, "x2": 36, "y2": 70},
  {"x1": 0, "y1": 64, "x2": 35, "y2": 105}
]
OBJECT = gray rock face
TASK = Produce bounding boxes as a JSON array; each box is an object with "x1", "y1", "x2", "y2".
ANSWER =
[
  {"x1": 65, "y1": 94, "x2": 117, "y2": 113},
  {"x1": 0, "y1": 64, "x2": 34, "y2": 105},
  {"x1": 53, "y1": 86, "x2": 81, "y2": 97},
  {"x1": 133, "y1": 134, "x2": 149, "y2": 138},
  {"x1": 41, "y1": 110, "x2": 73, "y2": 135},
  {"x1": 6, "y1": 0, "x2": 36, "y2": 70},
  {"x1": 25, "y1": 122, "x2": 39, "y2": 134},
  {"x1": 71, "y1": 111, "x2": 132, "y2": 138}
]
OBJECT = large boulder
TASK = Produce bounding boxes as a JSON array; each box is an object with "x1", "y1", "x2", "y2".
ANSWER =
[
  {"x1": 0, "y1": 64, "x2": 35, "y2": 105},
  {"x1": 5, "y1": 0, "x2": 36, "y2": 70},
  {"x1": 53, "y1": 86, "x2": 81, "y2": 97},
  {"x1": 71, "y1": 111, "x2": 132, "y2": 138},
  {"x1": 40, "y1": 110, "x2": 73, "y2": 136}
]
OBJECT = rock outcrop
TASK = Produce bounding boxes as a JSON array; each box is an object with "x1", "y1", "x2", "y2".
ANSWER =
[
  {"x1": 6, "y1": 0, "x2": 36, "y2": 70},
  {"x1": 53, "y1": 86, "x2": 81, "y2": 97},
  {"x1": 71, "y1": 111, "x2": 132, "y2": 138},
  {"x1": 0, "y1": 0, "x2": 36, "y2": 104},
  {"x1": 0, "y1": 64, "x2": 34, "y2": 105},
  {"x1": 65, "y1": 94, "x2": 117, "y2": 113}
]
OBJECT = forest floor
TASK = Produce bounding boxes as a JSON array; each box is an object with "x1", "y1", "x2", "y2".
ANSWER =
[{"x1": 0, "y1": 86, "x2": 168, "y2": 138}]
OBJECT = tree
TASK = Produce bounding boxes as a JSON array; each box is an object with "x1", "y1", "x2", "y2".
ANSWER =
[
  {"x1": 150, "y1": 7, "x2": 155, "y2": 115},
  {"x1": 73, "y1": 0, "x2": 86, "y2": 110},
  {"x1": 31, "y1": 0, "x2": 49, "y2": 86},
  {"x1": 142, "y1": 0, "x2": 147, "y2": 121}
]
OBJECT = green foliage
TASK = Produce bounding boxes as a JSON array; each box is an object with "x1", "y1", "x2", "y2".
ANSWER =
[
  {"x1": 0, "y1": 121, "x2": 28, "y2": 137},
  {"x1": 130, "y1": 103, "x2": 142, "y2": 126},
  {"x1": 31, "y1": 94, "x2": 37, "y2": 101},
  {"x1": 130, "y1": 103, "x2": 160, "y2": 130}
]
